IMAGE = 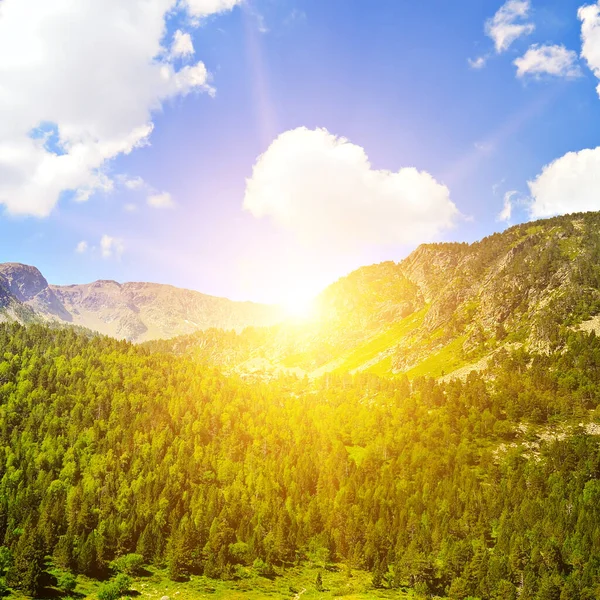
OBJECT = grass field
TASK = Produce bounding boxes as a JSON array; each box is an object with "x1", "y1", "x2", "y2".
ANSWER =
[
  {"x1": 12, "y1": 564, "x2": 411, "y2": 600},
  {"x1": 405, "y1": 336, "x2": 468, "y2": 379},
  {"x1": 335, "y1": 308, "x2": 429, "y2": 375}
]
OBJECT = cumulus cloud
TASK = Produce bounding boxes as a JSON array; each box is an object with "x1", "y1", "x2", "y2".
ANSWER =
[
  {"x1": 522, "y1": 6, "x2": 600, "y2": 220},
  {"x1": 75, "y1": 241, "x2": 88, "y2": 254},
  {"x1": 579, "y1": 2, "x2": 600, "y2": 97},
  {"x1": 120, "y1": 176, "x2": 146, "y2": 191},
  {"x1": 0, "y1": 0, "x2": 240, "y2": 218},
  {"x1": 515, "y1": 44, "x2": 581, "y2": 78},
  {"x1": 486, "y1": 0, "x2": 535, "y2": 53},
  {"x1": 171, "y1": 30, "x2": 195, "y2": 58},
  {"x1": 100, "y1": 235, "x2": 125, "y2": 260},
  {"x1": 184, "y1": 0, "x2": 242, "y2": 18},
  {"x1": 528, "y1": 147, "x2": 600, "y2": 218},
  {"x1": 147, "y1": 192, "x2": 175, "y2": 209},
  {"x1": 243, "y1": 128, "x2": 459, "y2": 248},
  {"x1": 468, "y1": 56, "x2": 488, "y2": 69},
  {"x1": 497, "y1": 191, "x2": 518, "y2": 222}
]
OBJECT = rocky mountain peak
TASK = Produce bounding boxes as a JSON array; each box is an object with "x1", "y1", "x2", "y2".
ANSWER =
[
  {"x1": 0, "y1": 262, "x2": 283, "y2": 342},
  {"x1": 0, "y1": 263, "x2": 49, "y2": 302}
]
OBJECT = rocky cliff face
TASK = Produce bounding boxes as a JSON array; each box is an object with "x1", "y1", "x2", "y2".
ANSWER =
[
  {"x1": 398, "y1": 216, "x2": 590, "y2": 338},
  {"x1": 0, "y1": 264, "x2": 283, "y2": 342},
  {"x1": 0, "y1": 263, "x2": 73, "y2": 322},
  {"x1": 381, "y1": 212, "x2": 600, "y2": 370}
]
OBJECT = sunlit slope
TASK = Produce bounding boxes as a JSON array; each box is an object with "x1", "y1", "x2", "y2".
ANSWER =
[
  {"x1": 148, "y1": 263, "x2": 428, "y2": 377},
  {"x1": 155, "y1": 211, "x2": 600, "y2": 379}
]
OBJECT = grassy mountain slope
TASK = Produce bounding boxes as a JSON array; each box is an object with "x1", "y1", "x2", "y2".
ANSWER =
[{"x1": 156, "y1": 211, "x2": 600, "y2": 380}]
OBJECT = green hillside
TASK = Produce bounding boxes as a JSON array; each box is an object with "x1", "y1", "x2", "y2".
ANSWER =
[
  {"x1": 3, "y1": 314, "x2": 600, "y2": 598},
  {"x1": 7, "y1": 213, "x2": 600, "y2": 599}
]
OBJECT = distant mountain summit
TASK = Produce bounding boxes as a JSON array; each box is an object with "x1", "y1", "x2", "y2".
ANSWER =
[
  {"x1": 5, "y1": 211, "x2": 600, "y2": 363},
  {"x1": 0, "y1": 264, "x2": 283, "y2": 342},
  {"x1": 0, "y1": 262, "x2": 73, "y2": 322}
]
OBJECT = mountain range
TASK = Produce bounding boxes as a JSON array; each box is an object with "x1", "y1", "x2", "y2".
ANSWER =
[
  {"x1": 0, "y1": 263, "x2": 283, "y2": 342},
  {"x1": 3, "y1": 210, "x2": 600, "y2": 379},
  {"x1": 150, "y1": 211, "x2": 600, "y2": 380},
  {"x1": 5, "y1": 211, "x2": 600, "y2": 599}
]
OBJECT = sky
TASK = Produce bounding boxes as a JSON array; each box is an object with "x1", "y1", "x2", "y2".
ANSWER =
[{"x1": 0, "y1": 0, "x2": 600, "y2": 306}]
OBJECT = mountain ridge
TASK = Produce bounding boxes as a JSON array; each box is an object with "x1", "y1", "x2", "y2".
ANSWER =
[
  {"x1": 3, "y1": 211, "x2": 600, "y2": 373},
  {"x1": 0, "y1": 263, "x2": 284, "y2": 342},
  {"x1": 5, "y1": 213, "x2": 600, "y2": 599},
  {"x1": 150, "y1": 211, "x2": 600, "y2": 381}
]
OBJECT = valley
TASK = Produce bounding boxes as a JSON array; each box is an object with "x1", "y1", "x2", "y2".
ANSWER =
[
  {"x1": 2, "y1": 0, "x2": 599, "y2": 597},
  {"x1": 3, "y1": 212, "x2": 600, "y2": 599},
  {"x1": 152, "y1": 212, "x2": 600, "y2": 382}
]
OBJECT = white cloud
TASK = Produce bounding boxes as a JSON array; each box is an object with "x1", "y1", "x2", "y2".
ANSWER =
[
  {"x1": 255, "y1": 13, "x2": 269, "y2": 34},
  {"x1": 75, "y1": 240, "x2": 88, "y2": 253},
  {"x1": 100, "y1": 235, "x2": 125, "y2": 259},
  {"x1": 0, "y1": 0, "x2": 238, "y2": 218},
  {"x1": 183, "y1": 0, "x2": 242, "y2": 18},
  {"x1": 492, "y1": 179, "x2": 506, "y2": 195},
  {"x1": 485, "y1": 0, "x2": 535, "y2": 53},
  {"x1": 117, "y1": 174, "x2": 174, "y2": 211},
  {"x1": 528, "y1": 147, "x2": 600, "y2": 218},
  {"x1": 515, "y1": 44, "x2": 581, "y2": 78},
  {"x1": 147, "y1": 191, "x2": 175, "y2": 209},
  {"x1": 243, "y1": 127, "x2": 459, "y2": 248},
  {"x1": 497, "y1": 191, "x2": 517, "y2": 222},
  {"x1": 121, "y1": 176, "x2": 146, "y2": 191},
  {"x1": 468, "y1": 56, "x2": 487, "y2": 69},
  {"x1": 284, "y1": 9, "x2": 307, "y2": 27},
  {"x1": 579, "y1": 2, "x2": 600, "y2": 97},
  {"x1": 171, "y1": 30, "x2": 195, "y2": 58}
]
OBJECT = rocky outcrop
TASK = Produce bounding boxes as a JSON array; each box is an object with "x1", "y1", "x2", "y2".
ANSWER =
[{"x1": 0, "y1": 263, "x2": 71, "y2": 321}]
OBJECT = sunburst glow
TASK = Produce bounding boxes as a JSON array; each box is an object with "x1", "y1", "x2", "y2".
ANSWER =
[{"x1": 282, "y1": 293, "x2": 316, "y2": 320}]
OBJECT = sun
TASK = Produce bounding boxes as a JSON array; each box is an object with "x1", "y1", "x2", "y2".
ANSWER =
[{"x1": 282, "y1": 293, "x2": 316, "y2": 320}]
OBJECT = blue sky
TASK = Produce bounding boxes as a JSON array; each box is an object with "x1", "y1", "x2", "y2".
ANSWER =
[{"x1": 0, "y1": 0, "x2": 599, "y2": 304}]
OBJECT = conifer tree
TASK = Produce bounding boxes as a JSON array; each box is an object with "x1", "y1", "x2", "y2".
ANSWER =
[
  {"x1": 315, "y1": 571, "x2": 323, "y2": 592},
  {"x1": 6, "y1": 528, "x2": 45, "y2": 596}
]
